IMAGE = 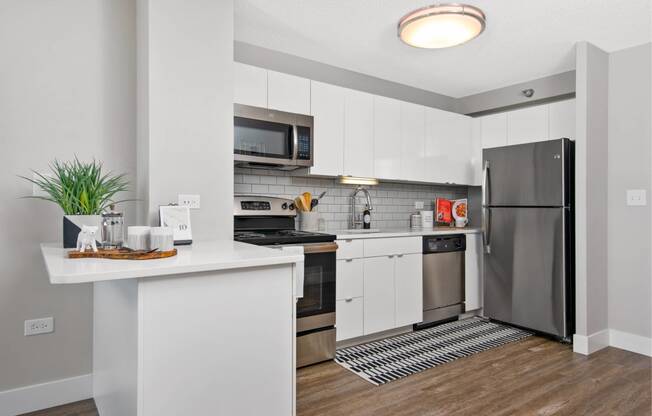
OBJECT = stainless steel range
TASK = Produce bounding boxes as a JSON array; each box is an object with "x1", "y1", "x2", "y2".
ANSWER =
[{"x1": 234, "y1": 195, "x2": 337, "y2": 368}]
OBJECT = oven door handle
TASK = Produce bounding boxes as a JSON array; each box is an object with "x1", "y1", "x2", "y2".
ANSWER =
[
  {"x1": 303, "y1": 242, "x2": 338, "y2": 254},
  {"x1": 295, "y1": 257, "x2": 304, "y2": 299}
]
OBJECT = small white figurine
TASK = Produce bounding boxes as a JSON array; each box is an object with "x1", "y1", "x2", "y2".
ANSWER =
[{"x1": 76, "y1": 225, "x2": 99, "y2": 253}]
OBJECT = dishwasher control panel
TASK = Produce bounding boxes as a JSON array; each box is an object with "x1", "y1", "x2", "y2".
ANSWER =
[{"x1": 423, "y1": 235, "x2": 466, "y2": 254}]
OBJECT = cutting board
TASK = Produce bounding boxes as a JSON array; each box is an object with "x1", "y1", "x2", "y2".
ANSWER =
[{"x1": 67, "y1": 248, "x2": 177, "y2": 260}]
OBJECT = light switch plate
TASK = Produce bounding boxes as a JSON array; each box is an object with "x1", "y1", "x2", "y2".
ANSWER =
[
  {"x1": 178, "y1": 194, "x2": 200, "y2": 209},
  {"x1": 415, "y1": 201, "x2": 424, "y2": 210},
  {"x1": 626, "y1": 189, "x2": 647, "y2": 206},
  {"x1": 32, "y1": 172, "x2": 53, "y2": 197}
]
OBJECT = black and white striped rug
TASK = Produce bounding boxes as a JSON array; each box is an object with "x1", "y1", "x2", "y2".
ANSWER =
[{"x1": 335, "y1": 317, "x2": 532, "y2": 385}]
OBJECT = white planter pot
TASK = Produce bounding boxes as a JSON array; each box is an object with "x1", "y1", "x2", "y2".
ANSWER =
[{"x1": 63, "y1": 215, "x2": 102, "y2": 249}]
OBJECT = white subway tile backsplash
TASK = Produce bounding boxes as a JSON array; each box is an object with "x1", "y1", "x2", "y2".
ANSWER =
[
  {"x1": 242, "y1": 175, "x2": 260, "y2": 184},
  {"x1": 234, "y1": 168, "x2": 467, "y2": 231},
  {"x1": 235, "y1": 183, "x2": 252, "y2": 193},
  {"x1": 260, "y1": 176, "x2": 277, "y2": 185},
  {"x1": 251, "y1": 184, "x2": 269, "y2": 193}
]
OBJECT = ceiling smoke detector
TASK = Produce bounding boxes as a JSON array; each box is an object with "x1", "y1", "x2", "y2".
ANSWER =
[{"x1": 398, "y1": 3, "x2": 486, "y2": 49}]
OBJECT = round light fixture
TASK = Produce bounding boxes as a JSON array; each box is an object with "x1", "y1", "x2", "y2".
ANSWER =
[{"x1": 398, "y1": 4, "x2": 486, "y2": 49}]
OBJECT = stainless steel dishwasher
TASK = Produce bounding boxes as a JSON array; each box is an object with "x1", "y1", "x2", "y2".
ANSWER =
[{"x1": 415, "y1": 235, "x2": 466, "y2": 329}]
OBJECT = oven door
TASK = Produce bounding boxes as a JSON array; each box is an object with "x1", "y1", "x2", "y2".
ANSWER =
[{"x1": 296, "y1": 242, "x2": 337, "y2": 333}]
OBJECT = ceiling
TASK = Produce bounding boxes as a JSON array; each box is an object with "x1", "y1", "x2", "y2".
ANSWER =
[{"x1": 235, "y1": 0, "x2": 651, "y2": 98}]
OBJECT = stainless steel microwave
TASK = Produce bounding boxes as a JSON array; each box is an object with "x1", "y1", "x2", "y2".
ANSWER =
[{"x1": 234, "y1": 104, "x2": 314, "y2": 170}]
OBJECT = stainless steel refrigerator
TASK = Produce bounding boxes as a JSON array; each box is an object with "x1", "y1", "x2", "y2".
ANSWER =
[{"x1": 482, "y1": 138, "x2": 574, "y2": 341}]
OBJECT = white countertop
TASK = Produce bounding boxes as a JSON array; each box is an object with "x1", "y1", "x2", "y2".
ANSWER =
[
  {"x1": 333, "y1": 226, "x2": 482, "y2": 240},
  {"x1": 41, "y1": 241, "x2": 304, "y2": 284}
]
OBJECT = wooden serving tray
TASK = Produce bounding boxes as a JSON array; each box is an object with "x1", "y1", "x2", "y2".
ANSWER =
[{"x1": 68, "y1": 248, "x2": 177, "y2": 260}]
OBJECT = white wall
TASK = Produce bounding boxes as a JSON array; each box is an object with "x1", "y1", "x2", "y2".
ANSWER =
[
  {"x1": 607, "y1": 43, "x2": 652, "y2": 342},
  {"x1": 138, "y1": 0, "x2": 234, "y2": 240},
  {"x1": 574, "y1": 42, "x2": 610, "y2": 353},
  {"x1": 0, "y1": 0, "x2": 136, "y2": 392}
]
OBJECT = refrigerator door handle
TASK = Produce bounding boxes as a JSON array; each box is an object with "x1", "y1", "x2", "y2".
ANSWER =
[
  {"x1": 483, "y1": 208, "x2": 491, "y2": 254},
  {"x1": 482, "y1": 161, "x2": 491, "y2": 254}
]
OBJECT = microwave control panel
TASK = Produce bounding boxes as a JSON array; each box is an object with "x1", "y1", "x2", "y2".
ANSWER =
[{"x1": 296, "y1": 126, "x2": 311, "y2": 160}]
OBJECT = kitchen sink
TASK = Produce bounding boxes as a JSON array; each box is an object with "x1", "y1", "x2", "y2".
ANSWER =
[{"x1": 342, "y1": 229, "x2": 382, "y2": 234}]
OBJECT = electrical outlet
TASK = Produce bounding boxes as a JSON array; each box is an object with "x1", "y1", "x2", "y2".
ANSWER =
[
  {"x1": 415, "y1": 201, "x2": 424, "y2": 210},
  {"x1": 178, "y1": 194, "x2": 200, "y2": 209},
  {"x1": 24, "y1": 317, "x2": 54, "y2": 336},
  {"x1": 626, "y1": 189, "x2": 647, "y2": 206}
]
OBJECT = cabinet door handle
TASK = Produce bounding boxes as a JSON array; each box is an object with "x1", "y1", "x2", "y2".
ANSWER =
[
  {"x1": 397, "y1": 254, "x2": 404, "y2": 258},
  {"x1": 345, "y1": 258, "x2": 353, "y2": 262},
  {"x1": 345, "y1": 297, "x2": 353, "y2": 302},
  {"x1": 388, "y1": 255, "x2": 395, "y2": 258}
]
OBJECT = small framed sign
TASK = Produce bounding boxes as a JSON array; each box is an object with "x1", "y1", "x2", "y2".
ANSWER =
[{"x1": 159, "y1": 205, "x2": 192, "y2": 245}]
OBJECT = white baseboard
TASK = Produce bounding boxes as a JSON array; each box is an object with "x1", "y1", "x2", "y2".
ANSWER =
[
  {"x1": 573, "y1": 329, "x2": 609, "y2": 355},
  {"x1": 0, "y1": 374, "x2": 92, "y2": 416},
  {"x1": 609, "y1": 329, "x2": 652, "y2": 357}
]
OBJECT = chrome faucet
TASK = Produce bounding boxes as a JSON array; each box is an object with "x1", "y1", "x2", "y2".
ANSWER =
[{"x1": 350, "y1": 186, "x2": 374, "y2": 229}]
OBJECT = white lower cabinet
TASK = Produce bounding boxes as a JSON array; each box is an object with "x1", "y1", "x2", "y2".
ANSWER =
[
  {"x1": 335, "y1": 237, "x2": 423, "y2": 342},
  {"x1": 464, "y1": 233, "x2": 483, "y2": 311},
  {"x1": 336, "y1": 258, "x2": 364, "y2": 300},
  {"x1": 395, "y1": 254, "x2": 423, "y2": 327},
  {"x1": 336, "y1": 298, "x2": 364, "y2": 341},
  {"x1": 363, "y1": 256, "x2": 396, "y2": 335}
]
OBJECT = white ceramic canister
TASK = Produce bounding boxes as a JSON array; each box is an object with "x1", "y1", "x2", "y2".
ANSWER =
[
  {"x1": 420, "y1": 210, "x2": 434, "y2": 229},
  {"x1": 127, "y1": 226, "x2": 151, "y2": 251},
  {"x1": 299, "y1": 212, "x2": 320, "y2": 232},
  {"x1": 150, "y1": 227, "x2": 174, "y2": 251}
]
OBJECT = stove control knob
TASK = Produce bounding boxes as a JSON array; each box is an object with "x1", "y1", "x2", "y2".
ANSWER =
[
  {"x1": 281, "y1": 202, "x2": 288, "y2": 210},
  {"x1": 288, "y1": 203, "x2": 295, "y2": 211}
]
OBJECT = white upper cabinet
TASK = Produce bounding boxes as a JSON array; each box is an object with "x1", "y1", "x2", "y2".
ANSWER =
[
  {"x1": 480, "y1": 113, "x2": 508, "y2": 149},
  {"x1": 234, "y1": 62, "x2": 267, "y2": 108},
  {"x1": 424, "y1": 107, "x2": 449, "y2": 183},
  {"x1": 373, "y1": 95, "x2": 402, "y2": 180},
  {"x1": 549, "y1": 99, "x2": 576, "y2": 140},
  {"x1": 310, "y1": 81, "x2": 345, "y2": 176},
  {"x1": 507, "y1": 105, "x2": 549, "y2": 145},
  {"x1": 267, "y1": 70, "x2": 311, "y2": 114},
  {"x1": 425, "y1": 108, "x2": 474, "y2": 185},
  {"x1": 400, "y1": 102, "x2": 426, "y2": 182},
  {"x1": 449, "y1": 113, "x2": 473, "y2": 184},
  {"x1": 343, "y1": 89, "x2": 374, "y2": 177},
  {"x1": 471, "y1": 118, "x2": 483, "y2": 186}
]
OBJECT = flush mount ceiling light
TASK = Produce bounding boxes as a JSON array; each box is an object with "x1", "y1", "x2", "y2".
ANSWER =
[{"x1": 398, "y1": 3, "x2": 486, "y2": 49}]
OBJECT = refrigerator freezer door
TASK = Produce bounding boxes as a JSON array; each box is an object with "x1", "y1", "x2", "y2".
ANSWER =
[
  {"x1": 483, "y1": 207, "x2": 568, "y2": 337},
  {"x1": 483, "y1": 139, "x2": 567, "y2": 207}
]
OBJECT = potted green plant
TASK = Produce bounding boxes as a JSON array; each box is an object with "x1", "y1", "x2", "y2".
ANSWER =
[{"x1": 21, "y1": 158, "x2": 130, "y2": 248}]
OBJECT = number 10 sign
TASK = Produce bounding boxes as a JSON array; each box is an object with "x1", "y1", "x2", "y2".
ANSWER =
[{"x1": 159, "y1": 205, "x2": 192, "y2": 245}]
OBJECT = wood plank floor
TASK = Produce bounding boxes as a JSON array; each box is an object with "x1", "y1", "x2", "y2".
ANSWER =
[{"x1": 23, "y1": 337, "x2": 651, "y2": 416}]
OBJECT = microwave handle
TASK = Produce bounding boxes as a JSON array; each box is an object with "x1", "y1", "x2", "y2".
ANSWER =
[{"x1": 291, "y1": 124, "x2": 299, "y2": 160}]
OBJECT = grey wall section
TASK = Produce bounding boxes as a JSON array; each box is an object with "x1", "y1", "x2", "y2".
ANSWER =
[
  {"x1": 235, "y1": 41, "x2": 457, "y2": 112},
  {"x1": 574, "y1": 42, "x2": 610, "y2": 338},
  {"x1": 457, "y1": 71, "x2": 576, "y2": 116},
  {"x1": 607, "y1": 43, "x2": 652, "y2": 339},
  {"x1": 139, "y1": 0, "x2": 234, "y2": 240},
  {"x1": 0, "y1": 0, "x2": 136, "y2": 391}
]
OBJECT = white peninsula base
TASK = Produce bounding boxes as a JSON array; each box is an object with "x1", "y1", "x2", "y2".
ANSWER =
[{"x1": 41, "y1": 242, "x2": 303, "y2": 416}]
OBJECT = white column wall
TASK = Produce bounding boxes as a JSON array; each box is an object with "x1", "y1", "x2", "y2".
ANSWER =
[{"x1": 138, "y1": 0, "x2": 234, "y2": 240}]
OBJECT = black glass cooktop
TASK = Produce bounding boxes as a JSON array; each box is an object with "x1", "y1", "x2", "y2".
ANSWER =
[{"x1": 234, "y1": 229, "x2": 336, "y2": 246}]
